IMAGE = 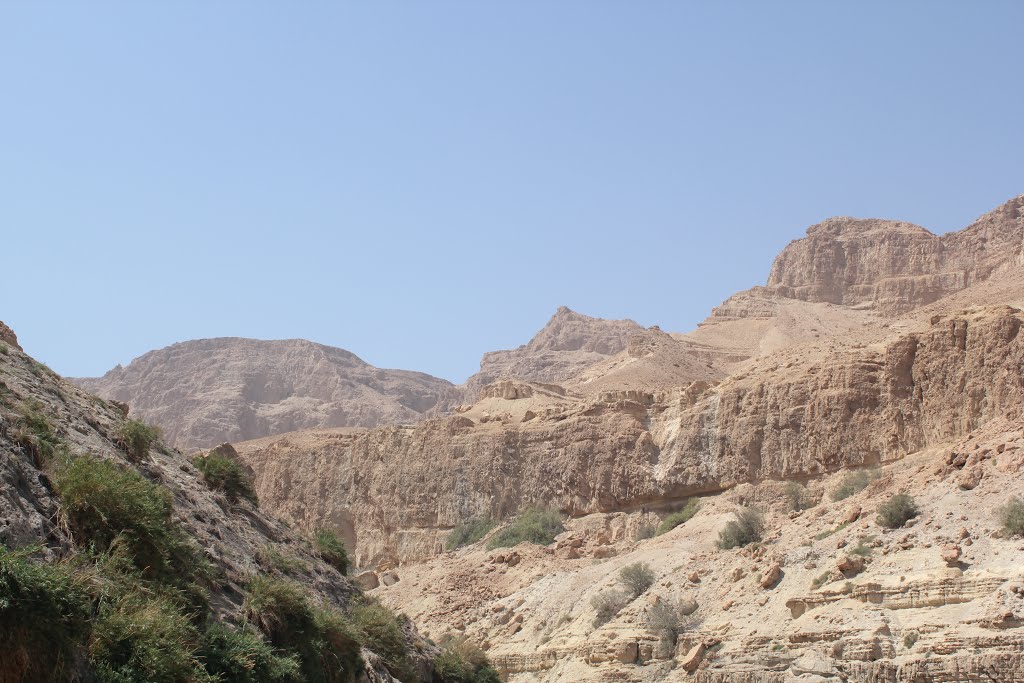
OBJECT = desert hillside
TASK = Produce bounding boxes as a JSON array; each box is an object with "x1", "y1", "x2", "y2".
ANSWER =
[
  {"x1": 75, "y1": 337, "x2": 465, "y2": 450},
  {"x1": 229, "y1": 194, "x2": 1024, "y2": 681}
]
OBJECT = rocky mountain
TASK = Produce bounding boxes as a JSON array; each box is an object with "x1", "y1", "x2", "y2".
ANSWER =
[
  {"x1": 75, "y1": 337, "x2": 463, "y2": 451},
  {"x1": 230, "y1": 194, "x2": 1024, "y2": 681},
  {"x1": 0, "y1": 321, "x2": 458, "y2": 682}
]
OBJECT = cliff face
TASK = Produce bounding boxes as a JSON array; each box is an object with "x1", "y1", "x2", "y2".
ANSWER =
[
  {"x1": 75, "y1": 337, "x2": 462, "y2": 450},
  {"x1": 764, "y1": 196, "x2": 1024, "y2": 314},
  {"x1": 238, "y1": 305, "x2": 1024, "y2": 567}
]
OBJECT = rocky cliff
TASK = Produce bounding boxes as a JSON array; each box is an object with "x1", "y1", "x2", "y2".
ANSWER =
[{"x1": 75, "y1": 337, "x2": 463, "y2": 450}]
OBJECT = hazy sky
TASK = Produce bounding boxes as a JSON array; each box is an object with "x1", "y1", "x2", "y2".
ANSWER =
[{"x1": 3, "y1": 2, "x2": 1023, "y2": 382}]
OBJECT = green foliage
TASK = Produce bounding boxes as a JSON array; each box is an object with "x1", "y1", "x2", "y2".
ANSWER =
[
  {"x1": 655, "y1": 499, "x2": 700, "y2": 536},
  {"x1": 618, "y1": 562, "x2": 655, "y2": 599},
  {"x1": 434, "y1": 636, "x2": 501, "y2": 683},
  {"x1": 13, "y1": 399, "x2": 64, "y2": 465},
  {"x1": 200, "y1": 622, "x2": 302, "y2": 683},
  {"x1": 244, "y1": 576, "x2": 361, "y2": 683},
  {"x1": 717, "y1": 507, "x2": 764, "y2": 549},
  {"x1": 486, "y1": 506, "x2": 564, "y2": 550},
  {"x1": 0, "y1": 341, "x2": 8, "y2": 354},
  {"x1": 313, "y1": 529, "x2": 350, "y2": 574},
  {"x1": 258, "y1": 545, "x2": 309, "y2": 576},
  {"x1": 633, "y1": 524, "x2": 656, "y2": 541},
  {"x1": 0, "y1": 546, "x2": 92, "y2": 683},
  {"x1": 998, "y1": 496, "x2": 1024, "y2": 536},
  {"x1": 850, "y1": 535, "x2": 875, "y2": 557},
  {"x1": 811, "y1": 571, "x2": 832, "y2": 590},
  {"x1": 903, "y1": 630, "x2": 918, "y2": 649},
  {"x1": 590, "y1": 588, "x2": 628, "y2": 627},
  {"x1": 831, "y1": 470, "x2": 875, "y2": 501},
  {"x1": 876, "y1": 493, "x2": 919, "y2": 529},
  {"x1": 785, "y1": 482, "x2": 814, "y2": 511},
  {"x1": 53, "y1": 456, "x2": 208, "y2": 586},
  {"x1": 446, "y1": 516, "x2": 495, "y2": 550},
  {"x1": 349, "y1": 599, "x2": 414, "y2": 681},
  {"x1": 90, "y1": 588, "x2": 211, "y2": 683},
  {"x1": 117, "y1": 420, "x2": 161, "y2": 461},
  {"x1": 193, "y1": 452, "x2": 259, "y2": 505}
]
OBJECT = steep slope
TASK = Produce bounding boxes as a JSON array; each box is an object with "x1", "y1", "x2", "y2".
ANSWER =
[
  {"x1": 75, "y1": 337, "x2": 462, "y2": 450},
  {"x1": 0, "y1": 323, "x2": 471, "y2": 683}
]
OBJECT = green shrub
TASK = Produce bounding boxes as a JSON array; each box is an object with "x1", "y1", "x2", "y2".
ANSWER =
[
  {"x1": 0, "y1": 546, "x2": 92, "y2": 683},
  {"x1": 590, "y1": 588, "x2": 628, "y2": 627},
  {"x1": 876, "y1": 494, "x2": 919, "y2": 529},
  {"x1": 655, "y1": 499, "x2": 700, "y2": 536},
  {"x1": 717, "y1": 507, "x2": 764, "y2": 549},
  {"x1": 486, "y1": 507, "x2": 564, "y2": 550},
  {"x1": 903, "y1": 630, "x2": 918, "y2": 649},
  {"x1": 313, "y1": 529, "x2": 349, "y2": 575},
  {"x1": 998, "y1": 496, "x2": 1024, "y2": 537},
  {"x1": 257, "y1": 545, "x2": 309, "y2": 576},
  {"x1": 13, "y1": 400, "x2": 64, "y2": 465},
  {"x1": 90, "y1": 588, "x2": 210, "y2": 683},
  {"x1": 434, "y1": 636, "x2": 501, "y2": 683},
  {"x1": 193, "y1": 452, "x2": 258, "y2": 505},
  {"x1": 53, "y1": 456, "x2": 208, "y2": 586},
  {"x1": 811, "y1": 571, "x2": 832, "y2": 590},
  {"x1": 618, "y1": 562, "x2": 655, "y2": 599},
  {"x1": 831, "y1": 470, "x2": 875, "y2": 501},
  {"x1": 118, "y1": 420, "x2": 161, "y2": 461},
  {"x1": 446, "y1": 516, "x2": 495, "y2": 550},
  {"x1": 633, "y1": 524, "x2": 656, "y2": 541},
  {"x1": 200, "y1": 622, "x2": 302, "y2": 682},
  {"x1": 244, "y1": 576, "x2": 361, "y2": 683},
  {"x1": 785, "y1": 482, "x2": 813, "y2": 511},
  {"x1": 349, "y1": 599, "x2": 414, "y2": 681}
]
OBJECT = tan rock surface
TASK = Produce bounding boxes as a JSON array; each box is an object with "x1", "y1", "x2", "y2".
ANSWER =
[{"x1": 74, "y1": 337, "x2": 463, "y2": 450}]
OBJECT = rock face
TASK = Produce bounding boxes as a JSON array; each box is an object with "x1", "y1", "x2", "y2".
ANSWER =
[
  {"x1": 0, "y1": 320, "x2": 21, "y2": 351},
  {"x1": 765, "y1": 196, "x2": 1024, "y2": 314},
  {"x1": 463, "y1": 307, "x2": 647, "y2": 394},
  {"x1": 74, "y1": 337, "x2": 463, "y2": 450}
]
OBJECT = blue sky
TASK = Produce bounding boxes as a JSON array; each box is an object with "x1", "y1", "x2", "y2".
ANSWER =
[{"x1": 2, "y1": 2, "x2": 1023, "y2": 382}]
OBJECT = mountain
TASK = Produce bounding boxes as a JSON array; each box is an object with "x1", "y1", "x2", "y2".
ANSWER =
[
  {"x1": 231, "y1": 194, "x2": 1024, "y2": 682},
  {"x1": 75, "y1": 337, "x2": 463, "y2": 450},
  {"x1": 0, "y1": 321, "x2": 446, "y2": 682}
]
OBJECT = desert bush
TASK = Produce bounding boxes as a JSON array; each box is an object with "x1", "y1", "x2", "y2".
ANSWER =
[
  {"x1": 876, "y1": 493, "x2": 919, "y2": 529},
  {"x1": 903, "y1": 631, "x2": 918, "y2": 648},
  {"x1": 313, "y1": 529, "x2": 349, "y2": 575},
  {"x1": 53, "y1": 456, "x2": 209, "y2": 586},
  {"x1": 349, "y1": 599, "x2": 414, "y2": 681},
  {"x1": 590, "y1": 588, "x2": 629, "y2": 627},
  {"x1": 831, "y1": 470, "x2": 875, "y2": 501},
  {"x1": 446, "y1": 516, "x2": 495, "y2": 550},
  {"x1": 717, "y1": 507, "x2": 764, "y2": 549},
  {"x1": 655, "y1": 499, "x2": 700, "y2": 536},
  {"x1": 200, "y1": 622, "x2": 302, "y2": 683},
  {"x1": 647, "y1": 599, "x2": 696, "y2": 652},
  {"x1": 486, "y1": 507, "x2": 564, "y2": 550},
  {"x1": 0, "y1": 546, "x2": 92, "y2": 682},
  {"x1": 258, "y1": 545, "x2": 309, "y2": 576},
  {"x1": 244, "y1": 576, "x2": 361, "y2": 683},
  {"x1": 618, "y1": 562, "x2": 655, "y2": 599},
  {"x1": 193, "y1": 452, "x2": 258, "y2": 505},
  {"x1": 785, "y1": 481, "x2": 813, "y2": 511},
  {"x1": 118, "y1": 419, "x2": 161, "y2": 461},
  {"x1": 633, "y1": 524, "x2": 656, "y2": 541},
  {"x1": 811, "y1": 571, "x2": 832, "y2": 590},
  {"x1": 89, "y1": 587, "x2": 210, "y2": 683},
  {"x1": 998, "y1": 496, "x2": 1024, "y2": 537},
  {"x1": 434, "y1": 637, "x2": 501, "y2": 683},
  {"x1": 12, "y1": 400, "x2": 65, "y2": 465}
]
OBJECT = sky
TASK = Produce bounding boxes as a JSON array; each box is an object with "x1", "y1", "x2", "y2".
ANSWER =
[{"x1": 2, "y1": 2, "x2": 1023, "y2": 383}]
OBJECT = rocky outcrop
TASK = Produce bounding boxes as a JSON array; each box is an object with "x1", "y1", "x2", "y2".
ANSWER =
[
  {"x1": 0, "y1": 320, "x2": 21, "y2": 351},
  {"x1": 764, "y1": 196, "x2": 1024, "y2": 314},
  {"x1": 238, "y1": 306, "x2": 1024, "y2": 566},
  {"x1": 74, "y1": 337, "x2": 463, "y2": 450}
]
